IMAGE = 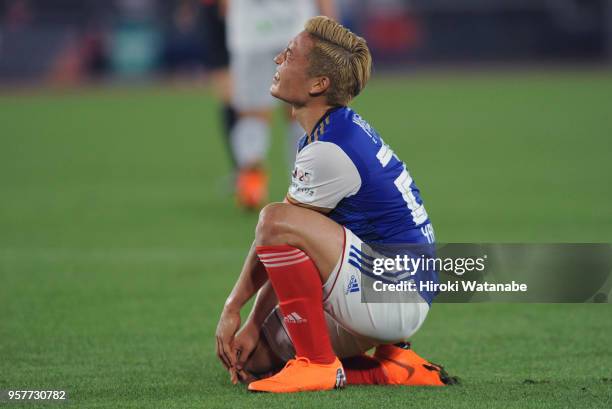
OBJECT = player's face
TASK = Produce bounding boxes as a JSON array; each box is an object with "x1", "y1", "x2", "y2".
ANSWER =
[{"x1": 270, "y1": 32, "x2": 315, "y2": 107}]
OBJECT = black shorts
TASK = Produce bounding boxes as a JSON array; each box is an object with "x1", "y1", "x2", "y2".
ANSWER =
[{"x1": 200, "y1": 2, "x2": 230, "y2": 69}]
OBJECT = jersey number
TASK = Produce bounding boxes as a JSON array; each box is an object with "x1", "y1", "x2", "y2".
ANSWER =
[{"x1": 378, "y1": 143, "x2": 429, "y2": 227}]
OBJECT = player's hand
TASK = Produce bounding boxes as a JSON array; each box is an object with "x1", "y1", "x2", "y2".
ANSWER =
[
  {"x1": 231, "y1": 321, "x2": 260, "y2": 384},
  {"x1": 215, "y1": 306, "x2": 241, "y2": 372}
]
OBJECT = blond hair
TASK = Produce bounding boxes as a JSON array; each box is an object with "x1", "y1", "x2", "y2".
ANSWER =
[{"x1": 304, "y1": 16, "x2": 371, "y2": 106}]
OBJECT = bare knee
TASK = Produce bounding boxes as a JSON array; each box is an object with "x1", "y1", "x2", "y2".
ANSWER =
[{"x1": 255, "y1": 203, "x2": 292, "y2": 246}]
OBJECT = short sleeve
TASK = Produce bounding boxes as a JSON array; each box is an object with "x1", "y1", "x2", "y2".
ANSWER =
[{"x1": 287, "y1": 141, "x2": 361, "y2": 209}]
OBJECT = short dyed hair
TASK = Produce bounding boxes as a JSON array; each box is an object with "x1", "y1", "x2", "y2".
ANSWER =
[{"x1": 304, "y1": 16, "x2": 372, "y2": 106}]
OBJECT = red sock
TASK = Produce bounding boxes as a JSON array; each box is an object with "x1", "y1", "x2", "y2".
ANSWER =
[
  {"x1": 257, "y1": 245, "x2": 336, "y2": 364},
  {"x1": 341, "y1": 355, "x2": 388, "y2": 385}
]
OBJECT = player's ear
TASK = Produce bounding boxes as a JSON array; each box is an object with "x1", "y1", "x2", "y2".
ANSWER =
[{"x1": 308, "y1": 76, "x2": 330, "y2": 98}]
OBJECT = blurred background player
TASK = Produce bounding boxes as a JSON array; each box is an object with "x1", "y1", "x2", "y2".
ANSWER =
[
  {"x1": 200, "y1": 0, "x2": 237, "y2": 168},
  {"x1": 225, "y1": 0, "x2": 336, "y2": 209}
]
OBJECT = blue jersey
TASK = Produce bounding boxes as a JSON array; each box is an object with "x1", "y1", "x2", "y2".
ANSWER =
[
  {"x1": 289, "y1": 106, "x2": 437, "y2": 304},
  {"x1": 293, "y1": 106, "x2": 432, "y2": 244}
]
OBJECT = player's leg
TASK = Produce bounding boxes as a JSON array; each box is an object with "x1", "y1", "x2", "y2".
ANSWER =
[
  {"x1": 211, "y1": 69, "x2": 236, "y2": 167},
  {"x1": 200, "y1": 2, "x2": 237, "y2": 168},
  {"x1": 254, "y1": 305, "x2": 381, "y2": 384},
  {"x1": 250, "y1": 206, "x2": 455, "y2": 388},
  {"x1": 255, "y1": 202, "x2": 344, "y2": 280},
  {"x1": 321, "y1": 225, "x2": 457, "y2": 386},
  {"x1": 254, "y1": 306, "x2": 455, "y2": 387},
  {"x1": 369, "y1": 343, "x2": 458, "y2": 386},
  {"x1": 248, "y1": 203, "x2": 346, "y2": 392},
  {"x1": 229, "y1": 50, "x2": 277, "y2": 209},
  {"x1": 232, "y1": 302, "x2": 366, "y2": 383}
]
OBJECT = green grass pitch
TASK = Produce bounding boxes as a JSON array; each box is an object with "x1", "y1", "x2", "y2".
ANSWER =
[{"x1": 1, "y1": 71, "x2": 612, "y2": 408}]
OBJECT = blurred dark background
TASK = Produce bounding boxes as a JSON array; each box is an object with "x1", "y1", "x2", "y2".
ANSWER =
[{"x1": 0, "y1": 0, "x2": 610, "y2": 85}]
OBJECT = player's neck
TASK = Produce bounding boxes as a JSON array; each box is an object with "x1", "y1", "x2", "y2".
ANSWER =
[{"x1": 293, "y1": 104, "x2": 334, "y2": 135}]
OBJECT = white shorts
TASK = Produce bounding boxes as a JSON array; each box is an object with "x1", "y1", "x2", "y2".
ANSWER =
[
  {"x1": 262, "y1": 227, "x2": 430, "y2": 361},
  {"x1": 230, "y1": 49, "x2": 277, "y2": 111}
]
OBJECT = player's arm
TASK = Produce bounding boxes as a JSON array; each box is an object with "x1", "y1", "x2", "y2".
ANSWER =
[
  {"x1": 215, "y1": 240, "x2": 267, "y2": 371},
  {"x1": 230, "y1": 280, "x2": 278, "y2": 383}
]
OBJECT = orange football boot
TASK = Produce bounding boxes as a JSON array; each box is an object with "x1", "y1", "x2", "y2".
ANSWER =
[
  {"x1": 236, "y1": 167, "x2": 268, "y2": 210},
  {"x1": 373, "y1": 343, "x2": 458, "y2": 386},
  {"x1": 248, "y1": 357, "x2": 346, "y2": 393}
]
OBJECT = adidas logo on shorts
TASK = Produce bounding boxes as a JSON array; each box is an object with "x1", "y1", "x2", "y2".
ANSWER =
[
  {"x1": 283, "y1": 312, "x2": 307, "y2": 324},
  {"x1": 346, "y1": 275, "x2": 360, "y2": 294}
]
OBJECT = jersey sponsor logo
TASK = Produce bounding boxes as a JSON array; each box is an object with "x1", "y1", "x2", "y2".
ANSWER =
[
  {"x1": 283, "y1": 312, "x2": 307, "y2": 324},
  {"x1": 292, "y1": 167, "x2": 312, "y2": 184},
  {"x1": 346, "y1": 274, "x2": 360, "y2": 294},
  {"x1": 290, "y1": 166, "x2": 316, "y2": 197}
]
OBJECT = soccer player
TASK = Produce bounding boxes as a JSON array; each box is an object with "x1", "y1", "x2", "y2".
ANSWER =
[{"x1": 215, "y1": 16, "x2": 455, "y2": 392}]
